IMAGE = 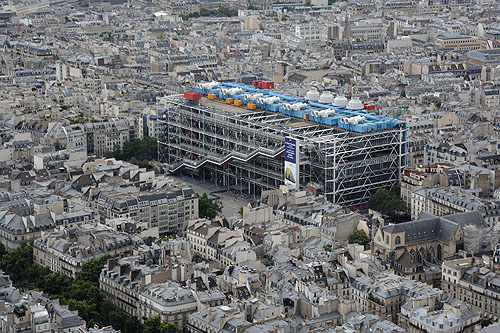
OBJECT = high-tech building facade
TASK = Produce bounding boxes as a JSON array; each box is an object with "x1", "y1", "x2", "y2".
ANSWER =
[{"x1": 158, "y1": 82, "x2": 406, "y2": 207}]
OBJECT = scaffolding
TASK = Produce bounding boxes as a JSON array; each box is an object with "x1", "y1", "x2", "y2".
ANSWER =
[{"x1": 158, "y1": 95, "x2": 406, "y2": 207}]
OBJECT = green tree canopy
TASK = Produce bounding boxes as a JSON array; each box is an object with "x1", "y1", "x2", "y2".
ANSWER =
[
  {"x1": 76, "y1": 254, "x2": 112, "y2": 283},
  {"x1": 144, "y1": 315, "x2": 182, "y2": 333},
  {"x1": 0, "y1": 242, "x2": 36, "y2": 286},
  {"x1": 197, "y1": 193, "x2": 223, "y2": 219},
  {"x1": 106, "y1": 137, "x2": 157, "y2": 162},
  {"x1": 348, "y1": 230, "x2": 370, "y2": 246},
  {"x1": 481, "y1": 319, "x2": 493, "y2": 328},
  {"x1": 0, "y1": 243, "x2": 142, "y2": 333},
  {"x1": 368, "y1": 186, "x2": 406, "y2": 220},
  {"x1": 129, "y1": 157, "x2": 152, "y2": 169}
]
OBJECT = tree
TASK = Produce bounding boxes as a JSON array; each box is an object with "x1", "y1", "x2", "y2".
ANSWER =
[
  {"x1": 197, "y1": 193, "x2": 223, "y2": 219},
  {"x1": 348, "y1": 230, "x2": 370, "y2": 246},
  {"x1": 481, "y1": 319, "x2": 493, "y2": 328},
  {"x1": 106, "y1": 137, "x2": 157, "y2": 161},
  {"x1": 0, "y1": 242, "x2": 35, "y2": 286},
  {"x1": 144, "y1": 315, "x2": 181, "y2": 333},
  {"x1": 160, "y1": 322, "x2": 182, "y2": 333},
  {"x1": 123, "y1": 316, "x2": 143, "y2": 333},
  {"x1": 0, "y1": 244, "x2": 139, "y2": 332},
  {"x1": 0, "y1": 243, "x2": 6, "y2": 259},
  {"x1": 76, "y1": 255, "x2": 112, "y2": 284},
  {"x1": 368, "y1": 293, "x2": 382, "y2": 304},
  {"x1": 368, "y1": 187, "x2": 406, "y2": 221},
  {"x1": 130, "y1": 157, "x2": 151, "y2": 169}
]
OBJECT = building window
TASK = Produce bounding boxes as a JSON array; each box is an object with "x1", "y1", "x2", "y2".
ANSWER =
[{"x1": 395, "y1": 236, "x2": 401, "y2": 245}]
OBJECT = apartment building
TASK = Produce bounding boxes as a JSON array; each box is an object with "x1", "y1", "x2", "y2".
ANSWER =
[
  {"x1": 186, "y1": 219, "x2": 221, "y2": 261},
  {"x1": 419, "y1": 0, "x2": 471, "y2": 10},
  {"x1": 86, "y1": 187, "x2": 198, "y2": 235},
  {"x1": 295, "y1": 24, "x2": 326, "y2": 44},
  {"x1": 351, "y1": 273, "x2": 443, "y2": 324},
  {"x1": 100, "y1": 256, "x2": 197, "y2": 327},
  {"x1": 138, "y1": 281, "x2": 197, "y2": 328},
  {"x1": 406, "y1": 135, "x2": 428, "y2": 168},
  {"x1": 435, "y1": 33, "x2": 482, "y2": 51},
  {"x1": 164, "y1": 1, "x2": 200, "y2": 16},
  {"x1": 164, "y1": 54, "x2": 218, "y2": 72},
  {"x1": 424, "y1": 143, "x2": 468, "y2": 165},
  {"x1": 410, "y1": 187, "x2": 500, "y2": 225},
  {"x1": 219, "y1": 241, "x2": 256, "y2": 268},
  {"x1": 100, "y1": 256, "x2": 169, "y2": 317},
  {"x1": 138, "y1": 109, "x2": 161, "y2": 139},
  {"x1": 0, "y1": 210, "x2": 95, "y2": 250},
  {"x1": 398, "y1": 297, "x2": 481, "y2": 333},
  {"x1": 446, "y1": 164, "x2": 499, "y2": 198},
  {"x1": 33, "y1": 224, "x2": 143, "y2": 278},
  {"x1": 1, "y1": 302, "x2": 86, "y2": 333},
  {"x1": 187, "y1": 304, "x2": 249, "y2": 333},
  {"x1": 400, "y1": 163, "x2": 451, "y2": 209},
  {"x1": 33, "y1": 150, "x2": 87, "y2": 171},
  {"x1": 47, "y1": 303, "x2": 87, "y2": 332},
  {"x1": 442, "y1": 257, "x2": 500, "y2": 322},
  {"x1": 344, "y1": 25, "x2": 386, "y2": 42},
  {"x1": 51, "y1": 124, "x2": 86, "y2": 151},
  {"x1": 84, "y1": 119, "x2": 134, "y2": 157},
  {"x1": 481, "y1": 87, "x2": 500, "y2": 110},
  {"x1": 186, "y1": 219, "x2": 244, "y2": 263}
]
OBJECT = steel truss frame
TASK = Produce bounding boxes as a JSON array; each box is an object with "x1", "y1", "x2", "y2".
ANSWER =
[{"x1": 158, "y1": 96, "x2": 406, "y2": 206}]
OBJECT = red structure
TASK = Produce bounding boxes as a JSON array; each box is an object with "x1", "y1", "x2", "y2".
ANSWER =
[
  {"x1": 184, "y1": 91, "x2": 202, "y2": 100},
  {"x1": 252, "y1": 81, "x2": 275, "y2": 89},
  {"x1": 258, "y1": 81, "x2": 275, "y2": 89}
]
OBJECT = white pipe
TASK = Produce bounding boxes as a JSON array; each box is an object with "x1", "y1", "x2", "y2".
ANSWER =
[
  {"x1": 290, "y1": 102, "x2": 307, "y2": 111},
  {"x1": 207, "y1": 81, "x2": 219, "y2": 89},
  {"x1": 260, "y1": 96, "x2": 280, "y2": 104},
  {"x1": 318, "y1": 109, "x2": 335, "y2": 117},
  {"x1": 200, "y1": 81, "x2": 219, "y2": 89},
  {"x1": 248, "y1": 93, "x2": 263, "y2": 101},
  {"x1": 226, "y1": 88, "x2": 242, "y2": 95},
  {"x1": 345, "y1": 116, "x2": 366, "y2": 125}
]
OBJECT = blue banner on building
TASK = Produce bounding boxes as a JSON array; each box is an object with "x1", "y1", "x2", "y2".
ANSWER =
[{"x1": 284, "y1": 137, "x2": 297, "y2": 190}]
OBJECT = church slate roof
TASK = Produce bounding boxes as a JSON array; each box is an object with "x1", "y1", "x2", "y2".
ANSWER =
[{"x1": 382, "y1": 212, "x2": 487, "y2": 243}]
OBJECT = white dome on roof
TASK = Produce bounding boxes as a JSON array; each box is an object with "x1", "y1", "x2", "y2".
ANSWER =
[
  {"x1": 347, "y1": 97, "x2": 364, "y2": 110},
  {"x1": 333, "y1": 95, "x2": 347, "y2": 107},
  {"x1": 318, "y1": 91, "x2": 334, "y2": 104},
  {"x1": 306, "y1": 89, "x2": 320, "y2": 101}
]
